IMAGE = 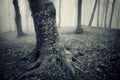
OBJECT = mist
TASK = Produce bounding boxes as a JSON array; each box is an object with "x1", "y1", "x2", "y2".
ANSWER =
[{"x1": 0, "y1": 0, "x2": 120, "y2": 33}]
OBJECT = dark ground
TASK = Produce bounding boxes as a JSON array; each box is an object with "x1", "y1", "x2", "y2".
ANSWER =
[{"x1": 0, "y1": 27, "x2": 120, "y2": 80}]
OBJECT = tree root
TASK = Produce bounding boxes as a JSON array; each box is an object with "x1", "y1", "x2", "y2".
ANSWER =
[{"x1": 16, "y1": 45, "x2": 81, "y2": 80}]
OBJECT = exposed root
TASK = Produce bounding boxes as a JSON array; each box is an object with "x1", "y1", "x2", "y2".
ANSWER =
[{"x1": 16, "y1": 44, "x2": 80, "y2": 80}]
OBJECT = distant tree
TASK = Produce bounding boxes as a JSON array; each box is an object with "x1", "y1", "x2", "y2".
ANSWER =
[
  {"x1": 7, "y1": 0, "x2": 12, "y2": 31},
  {"x1": 88, "y1": 0, "x2": 97, "y2": 26},
  {"x1": 18, "y1": 0, "x2": 75, "y2": 79},
  {"x1": 75, "y1": 0, "x2": 83, "y2": 34},
  {"x1": 116, "y1": 10, "x2": 120, "y2": 29},
  {"x1": 0, "y1": 15, "x2": 2, "y2": 33},
  {"x1": 109, "y1": 0, "x2": 116, "y2": 28},
  {"x1": 0, "y1": 27, "x2": 1, "y2": 33},
  {"x1": 104, "y1": 0, "x2": 109, "y2": 28},
  {"x1": 25, "y1": 0, "x2": 30, "y2": 32},
  {"x1": 58, "y1": 0, "x2": 61, "y2": 28},
  {"x1": 97, "y1": 0, "x2": 100, "y2": 27},
  {"x1": 13, "y1": 0, "x2": 25, "y2": 37},
  {"x1": 101, "y1": 0, "x2": 105, "y2": 27}
]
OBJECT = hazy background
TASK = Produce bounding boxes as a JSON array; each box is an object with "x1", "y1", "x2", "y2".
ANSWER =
[{"x1": 0, "y1": 0, "x2": 120, "y2": 33}]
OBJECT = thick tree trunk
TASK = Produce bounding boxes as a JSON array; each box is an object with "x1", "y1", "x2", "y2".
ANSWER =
[
  {"x1": 88, "y1": 0, "x2": 97, "y2": 26},
  {"x1": 109, "y1": 0, "x2": 116, "y2": 28},
  {"x1": 13, "y1": 0, "x2": 24, "y2": 37},
  {"x1": 104, "y1": 0, "x2": 109, "y2": 28},
  {"x1": 75, "y1": 0, "x2": 83, "y2": 34},
  {"x1": 17, "y1": 0, "x2": 75, "y2": 79}
]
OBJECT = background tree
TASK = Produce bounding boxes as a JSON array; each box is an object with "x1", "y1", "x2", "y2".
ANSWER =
[
  {"x1": 18, "y1": 0, "x2": 75, "y2": 79},
  {"x1": 97, "y1": 0, "x2": 100, "y2": 27},
  {"x1": 116, "y1": 10, "x2": 120, "y2": 29},
  {"x1": 58, "y1": 0, "x2": 61, "y2": 28},
  {"x1": 75, "y1": 0, "x2": 83, "y2": 34},
  {"x1": 13, "y1": 0, "x2": 24, "y2": 37},
  {"x1": 101, "y1": 0, "x2": 105, "y2": 27},
  {"x1": 109, "y1": 0, "x2": 116, "y2": 28},
  {"x1": 104, "y1": 0, "x2": 109, "y2": 28},
  {"x1": 88, "y1": 0, "x2": 97, "y2": 26},
  {"x1": 25, "y1": 0, "x2": 30, "y2": 32},
  {"x1": 7, "y1": 0, "x2": 12, "y2": 31}
]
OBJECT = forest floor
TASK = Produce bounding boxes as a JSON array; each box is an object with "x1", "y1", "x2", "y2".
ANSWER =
[{"x1": 0, "y1": 27, "x2": 120, "y2": 80}]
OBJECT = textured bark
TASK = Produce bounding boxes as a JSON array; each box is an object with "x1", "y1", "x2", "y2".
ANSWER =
[
  {"x1": 17, "y1": 0, "x2": 75, "y2": 79},
  {"x1": 109, "y1": 0, "x2": 116, "y2": 28},
  {"x1": 75, "y1": 0, "x2": 83, "y2": 34},
  {"x1": 88, "y1": 0, "x2": 97, "y2": 26},
  {"x1": 13, "y1": 0, "x2": 24, "y2": 37},
  {"x1": 104, "y1": 0, "x2": 109, "y2": 28}
]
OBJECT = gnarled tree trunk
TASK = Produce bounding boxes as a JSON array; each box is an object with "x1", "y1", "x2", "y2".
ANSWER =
[{"x1": 17, "y1": 0, "x2": 75, "y2": 79}]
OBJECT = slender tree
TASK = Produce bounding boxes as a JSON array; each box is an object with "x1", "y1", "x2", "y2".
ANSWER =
[
  {"x1": 13, "y1": 0, "x2": 24, "y2": 37},
  {"x1": 75, "y1": 0, "x2": 83, "y2": 34},
  {"x1": 18, "y1": 0, "x2": 75, "y2": 79},
  {"x1": 109, "y1": 0, "x2": 116, "y2": 28},
  {"x1": 88, "y1": 0, "x2": 97, "y2": 26},
  {"x1": 58, "y1": 0, "x2": 61, "y2": 28},
  {"x1": 25, "y1": 0, "x2": 30, "y2": 32},
  {"x1": 7, "y1": 0, "x2": 12, "y2": 31},
  {"x1": 116, "y1": 10, "x2": 120, "y2": 29},
  {"x1": 101, "y1": 0, "x2": 105, "y2": 27},
  {"x1": 97, "y1": 0, "x2": 100, "y2": 27},
  {"x1": 104, "y1": 0, "x2": 109, "y2": 28}
]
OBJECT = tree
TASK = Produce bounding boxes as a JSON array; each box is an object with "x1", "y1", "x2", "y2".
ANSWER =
[
  {"x1": 58, "y1": 0, "x2": 62, "y2": 28},
  {"x1": 97, "y1": 0, "x2": 100, "y2": 27},
  {"x1": 18, "y1": 0, "x2": 75, "y2": 79},
  {"x1": 13, "y1": 0, "x2": 25, "y2": 37},
  {"x1": 88, "y1": 0, "x2": 97, "y2": 26},
  {"x1": 101, "y1": 0, "x2": 105, "y2": 27},
  {"x1": 104, "y1": 0, "x2": 109, "y2": 28},
  {"x1": 116, "y1": 10, "x2": 120, "y2": 29},
  {"x1": 7, "y1": 0, "x2": 12, "y2": 31},
  {"x1": 75, "y1": 0, "x2": 83, "y2": 34},
  {"x1": 109, "y1": 0, "x2": 116, "y2": 28}
]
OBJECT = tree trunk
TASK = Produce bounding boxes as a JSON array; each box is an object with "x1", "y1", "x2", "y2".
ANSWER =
[
  {"x1": 97, "y1": 0, "x2": 100, "y2": 27},
  {"x1": 101, "y1": 0, "x2": 105, "y2": 27},
  {"x1": 17, "y1": 0, "x2": 75, "y2": 79},
  {"x1": 75, "y1": 0, "x2": 83, "y2": 34},
  {"x1": 25, "y1": 0, "x2": 29, "y2": 32},
  {"x1": 109, "y1": 0, "x2": 116, "y2": 28},
  {"x1": 8, "y1": 0, "x2": 12, "y2": 31},
  {"x1": 13, "y1": 0, "x2": 24, "y2": 37},
  {"x1": 116, "y1": 10, "x2": 119, "y2": 29},
  {"x1": 58, "y1": 0, "x2": 61, "y2": 28},
  {"x1": 104, "y1": 0, "x2": 109, "y2": 28},
  {"x1": 88, "y1": 0, "x2": 97, "y2": 26}
]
